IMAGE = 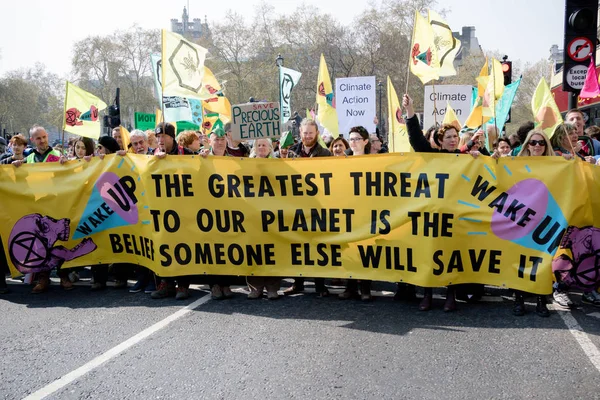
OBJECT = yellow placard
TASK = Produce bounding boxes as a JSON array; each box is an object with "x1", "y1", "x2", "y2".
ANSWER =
[{"x1": 1, "y1": 154, "x2": 599, "y2": 295}]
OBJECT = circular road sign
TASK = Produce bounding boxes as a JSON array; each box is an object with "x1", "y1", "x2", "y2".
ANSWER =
[
  {"x1": 566, "y1": 64, "x2": 588, "y2": 89},
  {"x1": 568, "y1": 37, "x2": 594, "y2": 62}
]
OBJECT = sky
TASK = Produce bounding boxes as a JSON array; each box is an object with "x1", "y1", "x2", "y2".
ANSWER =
[{"x1": 0, "y1": 0, "x2": 564, "y2": 78}]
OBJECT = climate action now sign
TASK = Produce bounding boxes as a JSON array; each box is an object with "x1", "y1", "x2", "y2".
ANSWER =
[
  {"x1": 231, "y1": 102, "x2": 281, "y2": 141},
  {"x1": 335, "y1": 76, "x2": 376, "y2": 134}
]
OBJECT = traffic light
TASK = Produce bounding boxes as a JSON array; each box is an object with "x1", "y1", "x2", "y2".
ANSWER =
[
  {"x1": 562, "y1": 0, "x2": 599, "y2": 92},
  {"x1": 501, "y1": 61, "x2": 512, "y2": 86},
  {"x1": 103, "y1": 88, "x2": 121, "y2": 129}
]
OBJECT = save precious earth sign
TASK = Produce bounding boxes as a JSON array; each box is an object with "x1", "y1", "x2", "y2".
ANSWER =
[
  {"x1": 230, "y1": 102, "x2": 282, "y2": 141},
  {"x1": 335, "y1": 76, "x2": 377, "y2": 134}
]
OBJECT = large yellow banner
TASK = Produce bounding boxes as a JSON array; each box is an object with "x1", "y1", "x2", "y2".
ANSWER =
[{"x1": 1, "y1": 154, "x2": 599, "y2": 295}]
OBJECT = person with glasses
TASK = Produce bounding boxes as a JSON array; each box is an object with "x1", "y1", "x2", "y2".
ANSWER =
[
  {"x1": 340, "y1": 126, "x2": 374, "y2": 301},
  {"x1": 512, "y1": 130, "x2": 555, "y2": 316},
  {"x1": 550, "y1": 123, "x2": 589, "y2": 161}
]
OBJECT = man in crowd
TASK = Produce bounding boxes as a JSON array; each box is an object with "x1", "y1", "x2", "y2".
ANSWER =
[
  {"x1": 151, "y1": 122, "x2": 195, "y2": 300},
  {"x1": 566, "y1": 109, "x2": 600, "y2": 158},
  {"x1": 112, "y1": 127, "x2": 123, "y2": 150},
  {"x1": 12, "y1": 125, "x2": 73, "y2": 293},
  {"x1": 129, "y1": 129, "x2": 154, "y2": 155},
  {"x1": 224, "y1": 122, "x2": 249, "y2": 157},
  {"x1": 284, "y1": 119, "x2": 331, "y2": 297}
]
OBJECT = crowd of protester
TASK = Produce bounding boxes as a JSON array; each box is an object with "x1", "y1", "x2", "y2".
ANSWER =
[{"x1": 0, "y1": 94, "x2": 599, "y2": 318}]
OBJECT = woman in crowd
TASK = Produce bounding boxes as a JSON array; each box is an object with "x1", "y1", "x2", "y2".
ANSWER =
[
  {"x1": 329, "y1": 136, "x2": 350, "y2": 157},
  {"x1": 71, "y1": 137, "x2": 95, "y2": 160},
  {"x1": 551, "y1": 123, "x2": 583, "y2": 160},
  {"x1": 1, "y1": 134, "x2": 27, "y2": 165},
  {"x1": 403, "y1": 93, "x2": 479, "y2": 312},
  {"x1": 247, "y1": 138, "x2": 281, "y2": 300},
  {"x1": 177, "y1": 130, "x2": 202, "y2": 154},
  {"x1": 276, "y1": 131, "x2": 296, "y2": 158},
  {"x1": 513, "y1": 130, "x2": 556, "y2": 316},
  {"x1": 339, "y1": 126, "x2": 373, "y2": 301},
  {"x1": 91, "y1": 136, "x2": 127, "y2": 290},
  {"x1": 459, "y1": 130, "x2": 490, "y2": 155}
]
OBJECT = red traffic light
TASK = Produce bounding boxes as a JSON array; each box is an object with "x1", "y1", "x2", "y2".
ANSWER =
[{"x1": 502, "y1": 63, "x2": 511, "y2": 73}]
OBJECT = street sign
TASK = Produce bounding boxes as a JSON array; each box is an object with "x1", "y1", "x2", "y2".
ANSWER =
[
  {"x1": 565, "y1": 64, "x2": 588, "y2": 90},
  {"x1": 567, "y1": 37, "x2": 594, "y2": 61}
]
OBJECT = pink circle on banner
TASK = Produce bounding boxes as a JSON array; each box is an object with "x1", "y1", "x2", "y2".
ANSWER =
[
  {"x1": 95, "y1": 172, "x2": 138, "y2": 225},
  {"x1": 491, "y1": 178, "x2": 548, "y2": 240}
]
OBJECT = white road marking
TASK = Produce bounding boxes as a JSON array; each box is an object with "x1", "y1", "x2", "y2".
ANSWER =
[
  {"x1": 587, "y1": 312, "x2": 600, "y2": 320},
  {"x1": 22, "y1": 294, "x2": 211, "y2": 400},
  {"x1": 550, "y1": 305, "x2": 600, "y2": 375}
]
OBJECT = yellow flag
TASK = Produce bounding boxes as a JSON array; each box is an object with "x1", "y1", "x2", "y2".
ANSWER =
[
  {"x1": 532, "y1": 77, "x2": 563, "y2": 138},
  {"x1": 316, "y1": 54, "x2": 339, "y2": 137},
  {"x1": 387, "y1": 77, "x2": 410, "y2": 152},
  {"x1": 428, "y1": 10, "x2": 460, "y2": 77},
  {"x1": 491, "y1": 58, "x2": 504, "y2": 100},
  {"x1": 120, "y1": 125, "x2": 132, "y2": 153},
  {"x1": 201, "y1": 112, "x2": 220, "y2": 135},
  {"x1": 155, "y1": 108, "x2": 163, "y2": 126},
  {"x1": 464, "y1": 59, "x2": 492, "y2": 128},
  {"x1": 410, "y1": 11, "x2": 440, "y2": 84},
  {"x1": 442, "y1": 102, "x2": 461, "y2": 131},
  {"x1": 201, "y1": 67, "x2": 232, "y2": 123},
  {"x1": 63, "y1": 81, "x2": 107, "y2": 139},
  {"x1": 161, "y1": 30, "x2": 208, "y2": 98}
]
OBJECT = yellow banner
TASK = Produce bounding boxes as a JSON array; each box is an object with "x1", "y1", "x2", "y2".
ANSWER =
[{"x1": 1, "y1": 155, "x2": 599, "y2": 295}]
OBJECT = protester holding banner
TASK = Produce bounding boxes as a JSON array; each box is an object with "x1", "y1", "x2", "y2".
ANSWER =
[
  {"x1": 151, "y1": 122, "x2": 194, "y2": 300},
  {"x1": 246, "y1": 138, "x2": 281, "y2": 299},
  {"x1": 510, "y1": 122, "x2": 535, "y2": 156},
  {"x1": 198, "y1": 126, "x2": 236, "y2": 300},
  {"x1": 328, "y1": 137, "x2": 349, "y2": 157},
  {"x1": 12, "y1": 126, "x2": 72, "y2": 293},
  {"x1": 177, "y1": 130, "x2": 202, "y2": 154},
  {"x1": 340, "y1": 126, "x2": 373, "y2": 301},
  {"x1": 112, "y1": 127, "x2": 124, "y2": 150},
  {"x1": 284, "y1": 119, "x2": 332, "y2": 297},
  {"x1": 129, "y1": 130, "x2": 154, "y2": 155},
  {"x1": 512, "y1": 130, "x2": 558, "y2": 316},
  {"x1": 0, "y1": 134, "x2": 27, "y2": 165},
  {"x1": 72, "y1": 137, "x2": 95, "y2": 160},
  {"x1": 403, "y1": 94, "x2": 466, "y2": 311}
]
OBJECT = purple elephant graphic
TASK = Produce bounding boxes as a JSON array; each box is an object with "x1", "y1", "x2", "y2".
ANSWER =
[
  {"x1": 8, "y1": 214, "x2": 97, "y2": 274},
  {"x1": 552, "y1": 226, "x2": 600, "y2": 290}
]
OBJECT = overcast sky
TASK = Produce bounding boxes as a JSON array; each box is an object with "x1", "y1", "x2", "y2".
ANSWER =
[{"x1": 0, "y1": 0, "x2": 563, "y2": 78}]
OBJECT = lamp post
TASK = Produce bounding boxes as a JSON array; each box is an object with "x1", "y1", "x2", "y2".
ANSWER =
[
  {"x1": 377, "y1": 80, "x2": 384, "y2": 138},
  {"x1": 276, "y1": 54, "x2": 284, "y2": 108}
]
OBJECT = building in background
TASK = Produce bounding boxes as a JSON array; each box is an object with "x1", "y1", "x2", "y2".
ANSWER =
[
  {"x1": 453, "y1": 26, "x2": 482, "y2": 67},
  {"x1": 171, "y1": 7, "x2": 210, "y2": 40}
]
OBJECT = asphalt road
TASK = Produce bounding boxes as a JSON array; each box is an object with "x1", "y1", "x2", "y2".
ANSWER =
[{"x1": 1, "y1": 278, "x2": 599, "y2": 400}]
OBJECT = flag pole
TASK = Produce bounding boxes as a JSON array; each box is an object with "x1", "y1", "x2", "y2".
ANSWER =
[
  {"x1": 405, "y1": 11, "x2": 417, "y2": 94},
  {"x1": 432, "y1": 81, "x2": 438, "y2": 126}
]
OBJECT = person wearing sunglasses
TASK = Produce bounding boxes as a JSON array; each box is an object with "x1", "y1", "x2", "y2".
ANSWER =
[{"x1": 513, "y1": 130, "x2": 554, "y2": 316}]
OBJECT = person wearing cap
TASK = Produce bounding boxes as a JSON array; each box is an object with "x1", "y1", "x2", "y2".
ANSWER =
[
  {"x1": 274, "y1": 130, "x2": 296, "y2": 158},
  {"x1": 12, "y1": 125, "x2": 72, "y2": 294},
  {"x1": 154, "y1": 122, "x2": 194, "y2": 158},
  {"x1": 151, "y1": 122, "x2": 195, "y2": 300},
  {"x1": 97, "y1": 136, "x2": 121, "y2": 156},
  {"x1": 284, "y1": 118, "x2": 332, "y2": 297}
]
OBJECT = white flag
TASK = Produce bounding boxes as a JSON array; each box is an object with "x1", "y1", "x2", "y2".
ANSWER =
[
  {"x1": 150, "y1": 53, "x2": 193, "y2": 123},
  {"x1": 161, "y1": 30, "x2": 208, "y2": 98},
  {"x1": 279, "y1": 66, "x2": 302, "y2": 124}
]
